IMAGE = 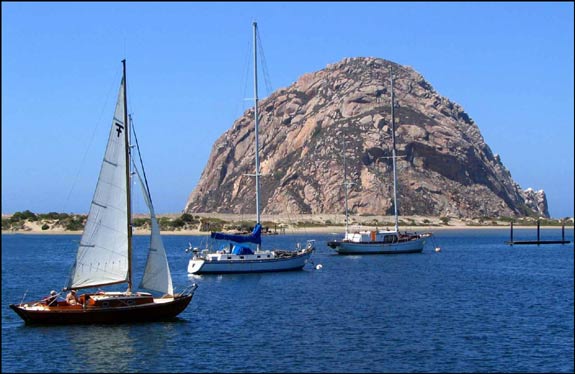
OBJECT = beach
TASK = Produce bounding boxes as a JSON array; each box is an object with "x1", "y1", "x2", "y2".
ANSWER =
[{"x1": 3, "y1": 213, "x2": 571, "y2": 236}]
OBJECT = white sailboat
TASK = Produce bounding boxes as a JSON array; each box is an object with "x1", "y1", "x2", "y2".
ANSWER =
[
  {"x1": 327, "y1": 68, "x2": 431, "y2": 254},
  {"x1": 187, "y1": 22, "x2": 314, "y2": 274},
  {"x1": 10, "y1": 60, "x2": 197, "y2": 324}
]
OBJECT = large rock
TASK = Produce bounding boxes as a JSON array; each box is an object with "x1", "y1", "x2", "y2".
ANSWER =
[{"x1": 185, "y1": 57, "x2": 549, "y2": 218}]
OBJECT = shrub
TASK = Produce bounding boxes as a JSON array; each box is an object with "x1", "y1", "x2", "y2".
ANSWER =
[
  {"x1": 12, "y1": 210, "x2": 38, "y2": 222},
  {"x1": 65, "y1": 218, "x2": 84, "y2": 231},
  {"x1": 40, "y1": 212, "x2": 62, "y2": 220},
  {"x1": 133, "y1": 218, "x2": 151, "y2": 227},
  {"x1": 171, "y1": 218, "x2": 185, "y2": 228},
  {"x1": 158, "y1": 217, "x2": 173, "y2": 231},
  {"x1": 180, "y1": 213, "x2": 195, "y2": 223}
]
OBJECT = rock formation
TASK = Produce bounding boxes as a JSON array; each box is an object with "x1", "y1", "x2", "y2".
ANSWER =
[{"x1": 185, "y1": 57, "x2": 549, "y2": 218}]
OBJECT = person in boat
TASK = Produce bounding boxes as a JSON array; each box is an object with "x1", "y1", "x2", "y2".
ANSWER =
[
  {"x1": 66, "y1": 290, "x2": 79, "y2": 305},
  {"x1": 45, "y1": 290, "x2": 58, "y2": 306}
]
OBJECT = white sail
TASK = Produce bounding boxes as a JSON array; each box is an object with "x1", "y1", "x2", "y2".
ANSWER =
[
  {"x1": 134, "y1": 167, "x2": 174, "y2": 296},
  {"x1": 67, "y1": 78, "x2": 129, "y2": 290}
]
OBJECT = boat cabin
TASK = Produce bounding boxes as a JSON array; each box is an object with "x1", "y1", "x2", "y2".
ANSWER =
[{"x1": 344, "y1": 230, "x2": 400, "y2": 243}]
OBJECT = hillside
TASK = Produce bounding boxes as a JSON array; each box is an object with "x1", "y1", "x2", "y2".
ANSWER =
[{"x1": 185, "y1": 57, "x2": 548, "y2": 218}]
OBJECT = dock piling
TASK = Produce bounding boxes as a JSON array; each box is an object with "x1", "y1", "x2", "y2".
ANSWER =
[{"x1": 505, "y1": 218, "x2": 571, "y2": 245}]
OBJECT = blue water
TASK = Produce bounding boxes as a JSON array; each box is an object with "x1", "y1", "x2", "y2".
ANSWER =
[{"x1": 2, "y1": 228, "x2": 574, "y2": 373}]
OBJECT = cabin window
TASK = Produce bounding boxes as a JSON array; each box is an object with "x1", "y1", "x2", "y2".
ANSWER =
[
  {"x1": 257, "y1": 255, "x2": 261, "y2": 258},
  {"x1": 240, "y1": 256, "x2": 244, "y2": 259},
  {"x1": 384, "y1": 235, "x2": 397, "y2": 243},
  {"x1": 227, "y1": 256, "x2": 232, "y2": 260},
  {"x1": 102, "y1": 301, "x2": 109, "y2": 307},
  {"x1": 126, "y1": 300, "x2": 135, "y2": 305}
]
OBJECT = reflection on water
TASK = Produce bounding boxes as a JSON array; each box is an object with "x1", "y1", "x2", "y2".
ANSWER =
[
  {"x1": 63, "y1": 322, "x2": 182, "y2": 373},
  {"x1": 66, "y1": 325, "x2": 136, "y2": 372}
]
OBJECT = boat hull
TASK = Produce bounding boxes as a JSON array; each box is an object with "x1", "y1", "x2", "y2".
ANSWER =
[
  {"x1": 9, "y1": 292, "x2": 195, "y2": 325},
  {"x1": 188, "y1": 249, "x2": 313, "y2": 274},
  {"x1": 327, "y1": 237, "x2": 426, "y2": 254}
]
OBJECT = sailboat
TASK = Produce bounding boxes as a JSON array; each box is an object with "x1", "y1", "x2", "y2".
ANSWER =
[
  {"x1": 10, "y1": 60, "x2": 197, "y2": 324},
  {"x1": 187, "y1": 22, "x2": 315, "y2": 274},
  {"x1": 327, "y1": 68, "x2": 431, "y2": 254}
]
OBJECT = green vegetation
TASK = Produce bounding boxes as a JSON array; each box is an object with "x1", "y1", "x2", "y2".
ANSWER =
[
  {"x1": 132, "y1": 217, "x2": 151, "y2": 228},
  {"x1": 2, "y1": 210, "x2": 204, "y2": 232},
  {"x1": 293, "y1": 221, "x2": 328, "y2": 228},
  {"x1": 38, "y1": 212, "x2": 70, "y2": 220},
  {"x1": 65, "y1": 216, "x2": 85, "y2": 231},
  {"x1": 510, "y1": 217, "x2": 572, "y2": 227},
  {"x1": 11, "y1": 210, "x2": 38, "y2": 222},
  {"x1": 2, "y1": 210, "x2": 573, "y2": 233},
  {"x1": 3, "y1": 210, "x2": 87, "y2": 232}
]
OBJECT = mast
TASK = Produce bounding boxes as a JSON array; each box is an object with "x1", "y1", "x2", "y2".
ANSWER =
[
  {"x1": 343, "y1": 139, "x2": 350, "y2": 234},
  {"x1": 122, "y1": 59, "x2": 133, "y2": 292},
  {"x1": 253, "y1": 21, "x2": 261, "y2": 231},
  {"x1": 390, "y1": 68, "x2": 399, "y2": 233}
]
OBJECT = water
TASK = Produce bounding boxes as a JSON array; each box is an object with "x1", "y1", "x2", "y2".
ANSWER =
[{"x1": 2, "y1": 228, "x2": 574, "y2": 373}]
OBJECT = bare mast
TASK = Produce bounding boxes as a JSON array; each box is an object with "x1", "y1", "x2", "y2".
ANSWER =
[
  {"x1": 343, "y1": 140, "x2": 352, "y2": 234},
  {"x1": 253, "y1": 22, "x2": 261, "y2": 248},
  {"x1": 390, "y1": 68, "x2": 399, "y2": 233}
]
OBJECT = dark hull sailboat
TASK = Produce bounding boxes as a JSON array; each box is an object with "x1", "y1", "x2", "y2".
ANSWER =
[
  {"x1": 10, "y1": 60, "x2": 197, "y2": 325},
  {"x1": 10, "y1": 290, "x2": 195, "y2": 325}
]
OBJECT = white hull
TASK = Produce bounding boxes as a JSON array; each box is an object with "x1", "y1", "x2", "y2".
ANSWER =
[
  {"x1": 328, "y1": 229, "x2": 428, "y2": 254},
  {"x1": 188, "y1": 245, "x2": 314, "y2": 274},
  {"x1": 187, "y1": 25, "x2": 316, "y2": 276},
  {"x1": 327, "y1": 69, "x2": 433, "y2": 256},
  {"x1": 329, "y1": 237, "x2": 426, "y2": 254}
]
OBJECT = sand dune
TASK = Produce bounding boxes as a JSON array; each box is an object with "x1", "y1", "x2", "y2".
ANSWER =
[{"x1": 4, "y1": 213, "x2": 570, "y2": 236}]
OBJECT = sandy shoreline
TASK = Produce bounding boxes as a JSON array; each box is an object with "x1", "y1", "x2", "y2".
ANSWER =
[
  {"x1": 3, "y1": 213, "x2": 572, "y2": 236},
  {"x1": 3, "y1": 224, "x2": 571, "y2": 236}
]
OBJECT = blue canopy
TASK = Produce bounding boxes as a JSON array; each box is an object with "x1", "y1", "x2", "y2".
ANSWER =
[
  {"x1": 210, "y1": 223, "x2": 262, "y2": 245},
  {"x1": 232, "y1": 244, "x2": 254, "y2": 255}
]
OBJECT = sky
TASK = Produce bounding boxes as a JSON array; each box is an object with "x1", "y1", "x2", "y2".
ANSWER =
[{"x1": 2, "y1": 2, "x2": 574, "y2": 218}]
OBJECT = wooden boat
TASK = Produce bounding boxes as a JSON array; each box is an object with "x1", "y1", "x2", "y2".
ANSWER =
[
  {"x1": 10, "y1": 291, "x2": 195, "y2": 325},
  {"x1": 10, "y1": 60, "x2": 197, "y2": 324}
]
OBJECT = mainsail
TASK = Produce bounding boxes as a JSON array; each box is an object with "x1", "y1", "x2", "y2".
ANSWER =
[
  {"x1": 67, "y1": 78, "x2": 129, "y2": 290},
  {"x1": 210, "y1": 223, "x2": 262, "y2": 245}
]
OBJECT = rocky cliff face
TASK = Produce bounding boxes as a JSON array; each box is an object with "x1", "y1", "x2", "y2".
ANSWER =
[
  {"x1": 521, "y1": 188, "x2": 549, "y2": 218},
  {"x1": 185, "y1": 57, "x2": 549, "y2": 218}
]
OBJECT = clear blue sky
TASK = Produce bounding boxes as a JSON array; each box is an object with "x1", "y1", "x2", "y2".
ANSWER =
[{"x1": 2, "y1": 2, "x2": 573, "y2": 218}]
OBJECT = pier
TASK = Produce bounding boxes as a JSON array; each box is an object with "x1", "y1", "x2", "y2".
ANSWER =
[{"x1": 505, "y1": 219, "x2": 571, "y2": 245}]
